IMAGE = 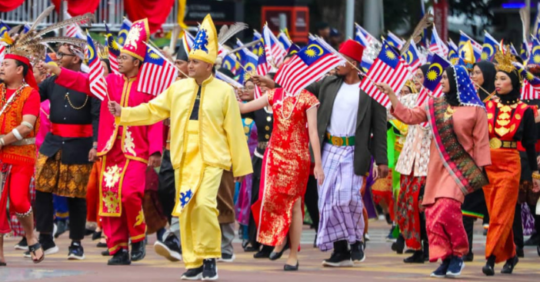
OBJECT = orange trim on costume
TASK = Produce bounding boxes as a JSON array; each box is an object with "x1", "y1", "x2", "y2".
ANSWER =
[{"x1": 108, "y1": 242, "x2": 129, "y2": 253}]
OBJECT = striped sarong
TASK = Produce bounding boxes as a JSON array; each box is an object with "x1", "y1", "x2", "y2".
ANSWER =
[{"x1": 316, "y1": 143, "x2": 364, "y2": 251}]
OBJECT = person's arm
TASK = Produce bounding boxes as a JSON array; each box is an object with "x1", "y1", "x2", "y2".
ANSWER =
[
  {"x1": 0, "y1": 90, "x2": 40, "y2": 147},
  {"x1": 110, "y1": 84, "x2": 172, "y2": 125},
  {"x1": 472, "y1": 107, "x2": 491, "y2": 168},
  {"x1": 376, "y1": 83, "x2": 428, "y2": 124},
  {"x1": 38, "y1": 63, "x2": 94, "y2": 96},
  {"x1": 307, "y1": 106, "x2": 324, "y2": 185},
  {"x1": 237, "y1": 94, "x2": 269, "y2": 114},
  {"x1": 224, "y1": 87, "x2": 254, "y2": 178},
  {"x1": 305, "y1": 79, "x2": 324, "y2": 99}
]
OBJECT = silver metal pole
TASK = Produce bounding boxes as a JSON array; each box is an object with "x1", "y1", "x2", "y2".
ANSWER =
[
  {"x1": 345, "y1": 0, "x2": 354, "y2": 39},
  {"x1": 279, "y1": 13, "x2": 287, "y2": 30},
  {"x1": 363, "y1": 0, "x2": 380, "y2": 37}
]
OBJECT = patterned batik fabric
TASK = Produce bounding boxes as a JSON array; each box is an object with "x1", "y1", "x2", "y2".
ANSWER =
[
  {"x1": 316, "y1": 144, "x2": 364, "y2": 251},
  {"x1": 36, "y1": 151, "x2": 92, "y2": 198},
  {"x1": 396, "y1": 174, "x2": 426, "y2": 250},
  {"x1": 425, "y1": 198, "x2": 469, "y2": 262},
  {"x1": 255, "y1": 89, "x2": 319, "y2": 247}
]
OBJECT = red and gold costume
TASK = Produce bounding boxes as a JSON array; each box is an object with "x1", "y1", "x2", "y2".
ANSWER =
[
  {"x1": 0, "y1": 77, "x2": 41, "y2": 233},
  {"x1": 54, "y1": 20, "x2": 163, "y2": 254},
  {"x1": 253, "y1": 88, "x2": 319, "y2": 246},
  {"x1": 484, "y1": 100, "x2": 537, "y2": 263}
]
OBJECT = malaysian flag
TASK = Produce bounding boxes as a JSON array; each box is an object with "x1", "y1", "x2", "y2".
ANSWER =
[
  {"x1": 357, "y1": 24, "x2": 380, "y2": 45},
  {"x1": 254, "y1": 41, "x2": 270, "y2": 98},
  {"x1": 386, "y1": 31, "x2": 405, "y2": 49},
  {"x1": 531, "y1": 37, "x2": 540, "y2": 66},
  {"x1": 459, "y1": 31, "x2": 482, "y2": 61},
  {"x1": 263, "y1": 23, "x2": 287, "y2": 67},
  {"x1": 236, "y1": 39, "x2": 259, "y2": 85},
  {"x1": 515, "y1": 62, "x2": 540, "y2": 100},
  {"x1": 360, "y1": 42, "x2": 412, "y2": 108},
  {"x1": 521, "y1": 41, "x2": 530, "y2": 61},
  {"x1": 402, "y1": 39, "x2": 421, "y2": 72},
  {"x1": 481, "y1": 31, "x2": 499, "y2": 61},
  {"x1": 137, "y1": 44, "x2": 178, "y2": 96},
  {"x1": 86, "y1": 35, "x2": 107, "y2": 101},
  {"x1": 0, "y1": 21, "x2": 10, "y2": 61},
  {"x1": 275, "y1": 39, "x2": 344, "y2": 95},
  {"x1": 182, "y1": 31, "x2": 195, "y2": 54},
  {"x1": 416, "y1": 54, "x2": 450, "y2": 107},
  {"x1": 216, "y1": 70, "x2": 243, "y2": 89},
  {"x1": 105, "y1": 24, "x2": 120, "y2": 74},
  {"x1": 63, "y1": 10, "x2": 86, "y2": 40},
  {"x1": 278, "y1": 30, "x2": 292, "y2": 50},
  {"x1": 222, "y1": 54, "x2": 239, "y2": 75},
  {"x1": 117, "y1": 18, "x2": 132, "y2": 47},
  {"x1": 429, "y1": 25, "x2": 449, "y2": 57}
]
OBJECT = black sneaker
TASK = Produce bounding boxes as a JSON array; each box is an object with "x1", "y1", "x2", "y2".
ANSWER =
[
  {"x1": 181, "y1": 266, "x2": 203, "y2": 280},
  {"x1": 107, "y1": 249, "x2": 131, "y2": 265},
  {"x1": 131, "y1": 240, "x2": 146, "y2": 262},
  {"x1": 322, "y1": 251, "x2": 353, "y2": 267},
  {"x1": 14, "y1": 237, "x2": 28, "y2": 251},
  {"x1": 430, "y1": 258, "x2": 451, "y2": 278},
  {"x1": 67, "y1": 241, "x2": 85, "y2": 260},
  {"x1": 351, "y1": 241, "x2": 365, "y2": 263},
  {"x1": 253, "y1": 250, "x2": 271, "y2": 259},
  {"x1": 217, "y1": 253, "x2": 235, "y2": 263},
  {"x1": 446, "y1": 256, "x2": 465, "y2": 277},
  {"x1": 403, "y1": 250, "x2": 424, "y2": 264},
  {"x1": 202, "y1": 259, "x2": 218, "y2": 281},
  {"x1": 24, "y1": 239, "x2": 58, "y2": 258},
  {"x1": 154, "y1": 234, "x2": 182, "y2": 262}
]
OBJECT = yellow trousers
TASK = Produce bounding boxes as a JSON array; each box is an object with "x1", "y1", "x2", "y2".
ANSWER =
[{"x1": 176, "y1": 121, "x2": 222, "y2": 269}]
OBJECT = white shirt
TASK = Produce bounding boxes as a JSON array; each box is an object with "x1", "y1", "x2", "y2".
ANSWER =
[{"x1": 327, "y1": 81, "x2": 361, "y2": 137}]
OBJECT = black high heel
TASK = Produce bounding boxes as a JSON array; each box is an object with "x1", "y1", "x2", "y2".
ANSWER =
[{"x1": 284, "y1": 261, "x2": 299, "y2": 271}]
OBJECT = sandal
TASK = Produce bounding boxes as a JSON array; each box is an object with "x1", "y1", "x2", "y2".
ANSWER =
[{"x1": 28, "y1": 242, "x2": 45, "y2": 263}]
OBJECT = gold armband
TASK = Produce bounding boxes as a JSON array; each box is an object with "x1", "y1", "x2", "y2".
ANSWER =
[{"x1": 532, "y1": 171, "x2": 540, "y2": 180}]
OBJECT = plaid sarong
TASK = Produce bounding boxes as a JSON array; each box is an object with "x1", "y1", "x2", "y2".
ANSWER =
[{"x1": 316, "y1": 143, "x2": 364, "y2": 251}]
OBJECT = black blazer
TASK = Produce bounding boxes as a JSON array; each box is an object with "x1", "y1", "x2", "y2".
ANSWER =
[{"x1": 305, "y1": 75, "x2": 388, "y2": 176}]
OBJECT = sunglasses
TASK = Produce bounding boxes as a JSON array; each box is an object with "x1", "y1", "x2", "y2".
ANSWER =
[{"x1": 56, "y1": 52, "x2": 76, "y2": 59}]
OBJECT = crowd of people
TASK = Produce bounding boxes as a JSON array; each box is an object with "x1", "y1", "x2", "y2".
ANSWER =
[{"x1": 1, "y1": 7, "x2": 540, "y2": 282}]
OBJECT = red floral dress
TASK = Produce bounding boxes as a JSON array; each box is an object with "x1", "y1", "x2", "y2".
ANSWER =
[{"x1": 254, "y1": 88, "x2": 319, "y2": 246}]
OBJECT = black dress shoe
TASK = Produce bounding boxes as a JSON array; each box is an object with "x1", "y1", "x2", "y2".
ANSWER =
[
  {"x1": 253, "y1": 250, "x2": 271, "y2": 259},
  {"x1": 501, "y1": 256, "x2": 518, "y2": 274},
  {"x1": 403, "y1": 250, "x2": 424, "y2": 263},
  {"x1": 284, "y1": 262, "x2": 299, "y2": 271},
  {"x1": 269, "y1": 244, "x2": 289, "y2": 261},
  {"x1": 463, "y1": 252, "x2": 474, "y2": 262},
  {"x1": 537, "y1": 245, "x2": 540, "y2": 257},
  {"x1": 92, "y1": 231, "x2": 102, "y2": 241},
  {"x1": 101, "y1": 249, "x2": 111, "y2": 256},
  {"x1": 482, "y1": 265, "x2": 495, "y2": 276},
  {"x1": 131, "y1": 241, "x2": 146, "y2": 262},
  {"x1": 107, "y1": 249, "x2": 131, "y2": 265}
]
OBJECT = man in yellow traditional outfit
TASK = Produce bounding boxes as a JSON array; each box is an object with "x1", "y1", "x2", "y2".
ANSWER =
[{"x1": 108, "y1": 14, "x2": 252, "y2": 280}]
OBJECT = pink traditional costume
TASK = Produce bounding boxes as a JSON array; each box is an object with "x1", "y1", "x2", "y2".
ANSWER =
[
  {"x1": 391, "y1": 65, "x2": 491, "y2": 277},
  {"x1": 54, "y1": 19, "x2": 163, "y2": 260}
]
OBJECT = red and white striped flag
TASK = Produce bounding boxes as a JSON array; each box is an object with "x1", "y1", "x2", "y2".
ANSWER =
[
  {"x1": 137, "y1": 44, "x2": 178, "y2": 96},
  {"x1": 87, "y1": 35, "x2": 107, "y2": 101},
  {"x1": 263, "y1": 24, "x2": 287, "y2": 67},
  {"x1": 360, "y1": 42, "x2": 412, "y2": 108},
  {"x1": 275, "y1": 40, "x2": 344, "y2": 95}
]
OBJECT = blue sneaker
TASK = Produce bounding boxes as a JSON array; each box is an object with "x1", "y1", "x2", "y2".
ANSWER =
[
  {"x1": 446, "y1": 256, "x2": 465, "y2": 277},
  {"x1": 430, "y1": 258, "x2": 451, "y2": 278}
]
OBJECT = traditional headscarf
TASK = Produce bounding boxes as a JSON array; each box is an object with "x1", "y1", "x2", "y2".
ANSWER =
[
  {"x1": 444, "y1": 65, "x2": 485, "y2": 109},
  {"x1": 473, "y1": 61, "x2": 496, "y2": 101},
  {"x1": 419, "y1": 64, "x2": 430, "y2": 77}
]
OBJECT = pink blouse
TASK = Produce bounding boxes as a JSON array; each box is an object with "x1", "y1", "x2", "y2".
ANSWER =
[{"x1": 391, "y1": 102, "x2": 491, "y2": 205}]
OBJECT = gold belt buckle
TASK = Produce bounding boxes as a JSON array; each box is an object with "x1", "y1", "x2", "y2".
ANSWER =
[
  {"x1": 331, "y1": 136, "x2": 344, "y2": 146},
  {"x1": 489, "y1": 137, "x2": 502, "y2": 149}
]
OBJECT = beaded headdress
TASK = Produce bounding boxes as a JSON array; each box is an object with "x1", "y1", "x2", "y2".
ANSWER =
[{"x1": 494, "y1": 47, "x2": 518, "y2": 74}]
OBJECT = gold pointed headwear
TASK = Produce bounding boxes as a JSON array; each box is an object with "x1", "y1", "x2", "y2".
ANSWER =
[
  {"x1": 494, "y1": 47, "x2": 517, "y2": 74},
  {"x1": 189, "y1": 14, "x2": 218, "y2": 64}
]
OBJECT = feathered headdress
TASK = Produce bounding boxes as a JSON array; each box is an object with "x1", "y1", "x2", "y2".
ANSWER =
[{"x1": 0, "y1": 5, "x2": 93, "y2": 65}]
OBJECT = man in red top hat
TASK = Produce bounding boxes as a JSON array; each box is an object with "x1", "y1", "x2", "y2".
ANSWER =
[
  {"x1": 0, "y1": 53, "x2": 43, "y2": 265},
  {"x1": 304, "y1": 39, "x2": 388, "y2": 266}
]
